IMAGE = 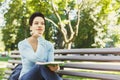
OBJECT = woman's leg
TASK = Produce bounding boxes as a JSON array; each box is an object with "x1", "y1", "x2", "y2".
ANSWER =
[
  {"x1": 20, "y1": 65, "x2": 44, "y2": 80},
  {"x1": 20, "y1": 64, "x2": 62, "y2": 80},
  {"x1": 38, "y1": 65, "x2": 62, "y2": 80}
]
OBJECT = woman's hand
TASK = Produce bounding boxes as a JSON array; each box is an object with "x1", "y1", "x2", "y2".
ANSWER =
[
  {"x1": 47, "y1": 64, "x2": 60, "y2": 72},
  {"x1": 30, "y1": 30, "x2": 42, "y2": 37}
]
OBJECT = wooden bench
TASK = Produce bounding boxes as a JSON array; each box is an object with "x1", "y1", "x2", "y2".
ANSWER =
[{"x1": 4, "y1": 48, "x2": 120, "y2": 80}]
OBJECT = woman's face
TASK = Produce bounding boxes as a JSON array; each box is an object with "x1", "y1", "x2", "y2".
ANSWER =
[{"x1": 30, "y1": 17, "x2": 45, "y2": 36}]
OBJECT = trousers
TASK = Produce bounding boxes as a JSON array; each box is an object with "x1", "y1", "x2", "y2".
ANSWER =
[{"x1": 20, "y1": 65, "x2": 62, "y2": 80}]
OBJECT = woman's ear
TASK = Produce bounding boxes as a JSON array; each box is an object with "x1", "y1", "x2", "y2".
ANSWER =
[
  {"x1": 30, "y1": 30, "x2": 33, "y2": 35},
  {"x1": 30, "y1": 26, "x2": 32, "y2": 31}
]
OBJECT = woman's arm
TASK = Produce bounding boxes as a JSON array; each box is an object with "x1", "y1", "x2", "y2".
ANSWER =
[
  {"x1": 47, "y1": 43, "x2": 54, "y2": 62},
  {"x1": 47, "y1": 42, "x2": 60, "y2": 71}
]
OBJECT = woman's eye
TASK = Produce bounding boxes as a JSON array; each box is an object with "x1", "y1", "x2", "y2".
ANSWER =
[
  {"x1": 33, "y1": 22, "x2": 45, "y2": 25},
  {"x1": 41, "y1": 22, "x2": 45, "y2": 25},
  {"x1": 34, "y1": 22, "x2": 38, "y2": 25}
]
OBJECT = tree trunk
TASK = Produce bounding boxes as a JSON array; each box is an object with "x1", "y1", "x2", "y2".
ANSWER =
[{"x1": 65, "y1": 42, "x2": 72, "y2": 49}]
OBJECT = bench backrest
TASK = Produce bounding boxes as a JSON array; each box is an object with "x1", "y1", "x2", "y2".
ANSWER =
[{"x1": 4, "y1": 48, "x2": 120, "y2": 80}]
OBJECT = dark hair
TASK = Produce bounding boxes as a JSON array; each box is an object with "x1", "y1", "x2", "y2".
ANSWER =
[{"x1": 29, "y1": 12, "x2": 45, "y2": 26}]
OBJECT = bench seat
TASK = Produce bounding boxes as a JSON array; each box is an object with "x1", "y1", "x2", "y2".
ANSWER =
[{"x1": 4, "y1": 48, "x2": 120, "y2": 80}]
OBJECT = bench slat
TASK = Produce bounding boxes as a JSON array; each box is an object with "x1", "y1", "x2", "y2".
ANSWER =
[
  {"x1": 10, "y1": 55, "x2": 21, "y2": 58},
  {"x1": 5, "y1": 70, "x2": 12, "y2": 74},
  {"x1": 55, "y1": 56, "x2": 120, "y2": 61},
  {"x1": 10, "y1": 55, "x2": 120, "y2": 62},
  {"x1": 4, "y1": 75, "x2": 10, "y2": 79},
  {"x1": 7, "y1": 65, "x2": 16, "y2": 69},
  {"x1": 8, "y1": 60, "x2": 21, "y2": 64},
  {"x1": 8, "y1": 58, "x2": 120, "y2": 71},
  {"x1": 11, "y1": 48, "x2": 120, "y2": 55},
  {"x1": 55, "y1": 48, "x2": 120, "y2": 54},
  {"x1": 57, "y1": 70, "x2": 120, "y2": 79},
  {"x1": 64, "y1": 63, "x2": 120, "y2": 71},
  {"x1": 9, "y1": 55, "x2": 120, "y2": 65}
]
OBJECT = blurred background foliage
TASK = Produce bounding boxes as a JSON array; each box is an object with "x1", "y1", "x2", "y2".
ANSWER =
[{"x1": 0, "y1": 0, "x2": 120, "y2": 51}]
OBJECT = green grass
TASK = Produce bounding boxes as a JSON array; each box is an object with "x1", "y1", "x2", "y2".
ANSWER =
[
  {"x1": 0, "y1": 56, "x2": 10, "y2": 61},
  {"x1": 0, "y1": 68, "x2": 6, "y2": 80},
  {"x1": 63, "y1": 75, "x2": 96, "y2": 80},
  {"x1": 0, "y1": 56, "x2": 10, "y2": 80}
]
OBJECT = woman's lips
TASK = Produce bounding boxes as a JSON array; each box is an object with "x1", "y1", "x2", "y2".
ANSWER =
[{"x1": 36, "y1": 28, "x2": 43, "y2": 30}]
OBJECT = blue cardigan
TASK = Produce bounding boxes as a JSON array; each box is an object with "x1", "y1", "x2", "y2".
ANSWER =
[{"x1": 18, "y1": 37, "x2": 54, "y2": 79}]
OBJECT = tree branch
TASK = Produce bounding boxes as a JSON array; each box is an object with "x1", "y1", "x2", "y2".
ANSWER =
[
  {"x1": 75, "y1": 0, "x2": 84, "y2": 36},
  {"x1": 51, "y1": 0, "x2": 68, "y2": 43},
  {"x1": 51, "y1": 0, "x2": 62, "y2": 24},
  {"x1": 45, "y1": 17, "x2": 58, "y2": 28}
]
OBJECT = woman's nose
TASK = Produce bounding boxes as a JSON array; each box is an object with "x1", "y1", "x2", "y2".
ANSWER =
[{"x1": 38, "y1": 23, "x2": 42, "y2": 27}]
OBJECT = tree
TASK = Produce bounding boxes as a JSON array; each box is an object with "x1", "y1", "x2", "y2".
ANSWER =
[
  {"x1": 0, "y1": 0, "x2": 4, "y2": 6},
  {"x1": 74, "y1": 0, "x2": 120, "y2": 48},
  {"x1": 92, "y1": 0, "x2": 120, "y2": 48},
  {"x1": 2, "y1": 0, "x2": 23, "y2": 50},
  {"x1": 74, "y1": 7, "x2": 97, "y2": 48},
  {"x1": 2, "y1": 0, "x2": 120, "y2": 51},
  {"x1": 2, "y1": 0, "x2": 51, "y2": 50},
  {"x1": 45, "y1": 0, "x2": 82, "y2": 49},
  {"x1": 105, "y1": 0, "x2": 120, "y2": 48}
]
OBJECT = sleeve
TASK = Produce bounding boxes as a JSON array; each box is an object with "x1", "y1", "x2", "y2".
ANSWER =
[
  {"x1": 18, "y1": 41, "x2": 39, "y2": 63},
  {"x1": 47, "y1": 43, "x2": 54, "y2": 62}
]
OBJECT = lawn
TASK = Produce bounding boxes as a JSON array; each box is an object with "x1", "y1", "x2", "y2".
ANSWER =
[
  {"x1": 0, "y1": 56, "x2": 10, "y2": 61},
  {"x1": 0, "y1": 68, "x2": 6, "y2": 80},
  {"x1": 0, "y1": 56, "x2": 9, "y2": 80},
  {"x1": 63, "y1": 75, "x2": 96, "y2": 80}
]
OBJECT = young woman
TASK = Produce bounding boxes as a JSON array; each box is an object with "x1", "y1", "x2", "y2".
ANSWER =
[{"x1": 18, "y1": 12, "x2": 62, "y2": 80}]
